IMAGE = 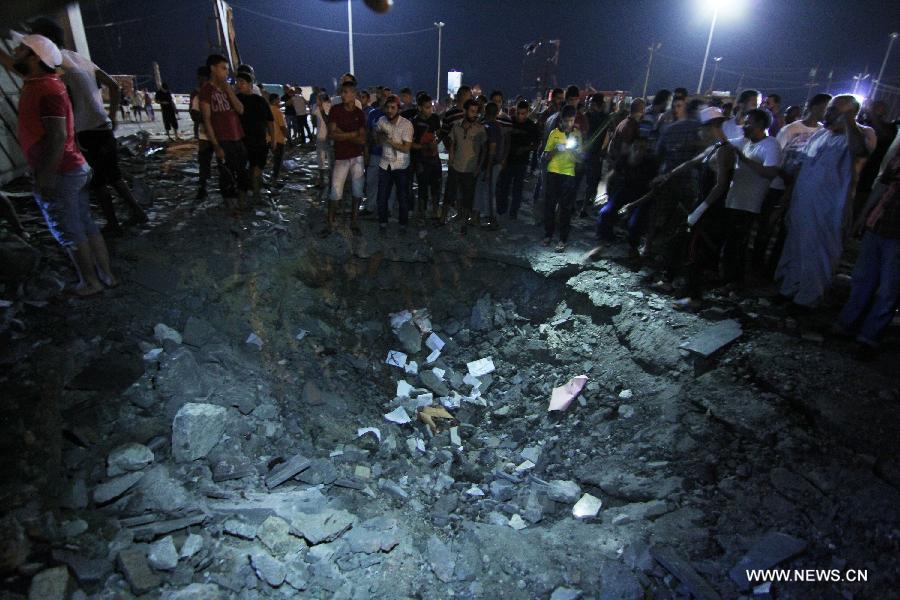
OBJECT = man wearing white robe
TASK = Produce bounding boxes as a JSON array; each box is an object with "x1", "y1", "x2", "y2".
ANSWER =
[{"x1": 775, "y1": 95, "x2": 869, "y2": 307}]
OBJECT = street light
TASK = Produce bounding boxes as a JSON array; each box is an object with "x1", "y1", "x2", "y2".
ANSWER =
[
  {"x1": 696, "y1": 0, "x2": 741, "y2": 95},
  {"x1": 874, "y1": 32, "x2": 899, "y2": 98},
  {"x1": 707, "y1": 56, "x2": 723, "y2": 93},
  {"x1": 347, "y1": 0, "x2": 354, "y2": 75},
  {"x1": 435, "y1": 22, "x2": 445, "y2": 103},
  {"x1": 641, "y1": 42, "x2": 662, "y2": 99}
]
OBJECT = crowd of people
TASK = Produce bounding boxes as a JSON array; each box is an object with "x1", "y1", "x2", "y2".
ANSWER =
[{"x1": 2, "y1": 21, "x2": 898, "y2": 356}]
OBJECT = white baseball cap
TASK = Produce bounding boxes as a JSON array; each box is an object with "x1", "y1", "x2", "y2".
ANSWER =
[
  {"x1": 699, "y1": 106, "x2": 725, "y2": 125},
  {"x1": 20, "y1": 34, "x2": 62, "y2": 69}
]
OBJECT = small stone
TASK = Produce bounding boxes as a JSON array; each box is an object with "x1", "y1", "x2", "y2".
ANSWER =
[
  {"x1": 250, "y1": 550, "x2": 286, "y2": 587},
  {"x1": 107, "y1": 443, "x2": 154, "y2": 476},
  {"x1": 490, "y1": 480, "x2": 514, "y2": 502},
  {"x1": 172, "y1": 403, "x2": 227, "y2": 463},
  {"x1": 60, "y1": 519, "x2": 88, "y2": 538},
  {"x1": 28, "y1": 566, "x2": 70, "y2": 600},
  {"x1": 618, "y1": 389, "x2": 633, "y2": 400},
  {"x1": 290, "y1": 509, "x2": 355, "y2": 545},
  {"x1": 147, "y1": 536, "x2": 179, "y2": 571},
  {"x1": 180, "y1": 533, "x2": 204, "y2": 559},
  {"x1": 166, "y1": 583, "x2": 225, "y2": 600},
  {"x1": 92, "y1": 471, "x2": 144, "y2": 504},
  {"x1": 257, "y1": 516, "x2": 296, "y2": 556},
  {"x1": 154, "y1": 323, "x2": 183, "y2": 345},
  {"x1": 572, "y1": 493, "x2": 603, "y2": 519},
  {"x1": 520, "y1": 446, "x2": 541, "y2": 463},
  {"x1": 117, "y1": 547, "x2": 161, "y2": 595},
  {"x1": 550, "y1": 586, "x2": 583, "y2": 600},
  {"x1": 618, "y1": 404, "x2": 635, "y2": 419},
  {"x1": 426, "y1": 535, "x2": 455, "y2": 583},
  {"x1": 508, "y1": 514, "x2": 527, "y2": 530},
  {"x1": 547, "y1": 480, "x2": 582, "y2": 504},
  {"x1": 354, "y1": 465, "x2": 371, "y2": 480}
]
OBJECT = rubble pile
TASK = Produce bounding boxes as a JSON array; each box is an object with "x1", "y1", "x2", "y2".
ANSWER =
[{"x1": 0, "y1": 142, "x2": 898, "y2": 599}]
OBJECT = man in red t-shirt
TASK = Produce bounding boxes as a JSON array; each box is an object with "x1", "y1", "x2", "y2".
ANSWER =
[
  {"x1": 199, "y1": 54, "x2": 249, "y2": 211},
  {"x1": 5, "y1": 34, "x2": 116, "y2": 297},
  {"x1": 327, "y1": 80, "x2": 367, "y2": 233}
]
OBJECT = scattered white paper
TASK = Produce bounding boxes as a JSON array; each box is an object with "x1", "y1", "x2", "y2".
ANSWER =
[
  {"x1": 405, "y1": 361, "x2": 418, "y2": 375},
  {"x1": 295, "y1": 329, "x2": 308, "y2": 341},
  {"x1": 384, "y1": 406, "x2": 411, "y2": 424},
  {"x1": 389, "y1": 310, "x2": 412, "y2": 331},
  {"x1": 432, "y1": 367, "x2": 446, "y2": 379},
  {"x1": 465, "y1": 485, "x2": 484, "y2": 497},
  {"x1": 548, "y1": 375, "x2": 589, "y2": 412},
  {"x1": 572, "y1": 493, "x2": 602, "y2": 518},
  {"x1": 385, "y1": 350, "x2": 407, "y2": 369},
  {"x1": 515, "y1": 460, "x2": 536, "y2": 472},
  {"x1": 425, "y1": 332, "x2": 445, "y2": 351},
  {"x1": 396, "y1": 380, "x2": 414, "y2": 398},
  {"x1": 450, "y1": 426, "x2": 462, "y2": 446},
  {"x1": 357, "y1": 427, "x2": 382, "y2": 442},
  {"x1": 246, "y1": 332, "x2": 264, "y2": 348},
  {"x1": 425, "y1": 348, "x2": 441, "y2": 364},
  {"x1": 467, "y1": 357, "x2": 495, "y2": 377},
  {"x1": 508, "y1": 514, "x2": 527, "y2": 530}
]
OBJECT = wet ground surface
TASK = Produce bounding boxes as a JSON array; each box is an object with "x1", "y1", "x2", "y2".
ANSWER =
[{"x1": 0, "y1": 126, "x2": 898, "y2": 599}]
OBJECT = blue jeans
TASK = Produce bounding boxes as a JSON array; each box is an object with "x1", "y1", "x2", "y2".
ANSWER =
[
  {"x1": 34, "y1": 164, "x2": 97, "y2": 248},
  {"x1": 837, "y1": 230, "x2": 900, "y2": 346},
  {"x1": 377, "y1": 166, "x2": 410, "y2": 225},
  {"x1": 596, "y1": 183, "x2": 646, "y2": 249}
]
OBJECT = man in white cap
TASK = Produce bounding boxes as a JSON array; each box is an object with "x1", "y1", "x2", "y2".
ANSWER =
[
  {"x1": 8, "y1": 34, "x2": 116, "y2": 297},
  {"x1": 22, "y1": 16, "x2": 147, "y2": 237}
]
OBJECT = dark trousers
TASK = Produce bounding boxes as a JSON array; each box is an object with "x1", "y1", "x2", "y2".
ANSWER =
[
  {"x1": 497, "y1": 162, "x2": 527, "y2": 216},
  {"x1": 198, "y1": 140, "x2": 213, "y2": 188},
  {"x1": 596, "y1": 183, "x2": 647, "y2": 249},
  {"x1": 544, "y1": 171, "x2": 576, "y2": 242},
  {"x1": 377, "y1": 166, "x2": 410, "y2": 225},
  {"x1": 837, "y1": 230, "x2": 900, "y2": 345},
  {"x1": 271, "y1": 143, "x2": 285, "y2": 183},
  {"x1": 722, "y1": 207, "x2": 756, "y2": 285},
  {"x1": 217, "y1": 140, "x2": 249, "y2": 199},
  {"x1": 416, "y1": 159, "x2": 442, "y2": 215},
  {"x1": 685, "y1": 202, "x2": 727, "y2": 300},
  {"x1": 298, "y1": 115, "x2": 312, "y2": 143},
  {"x1": 751, "y1": 187, "x2": 786, "y2": 277},
  {"x1": 584, "y1": 156, "x2": 604, "y2": 206},
  {"x1": 445, "y1": 168, "x2": 477, "y2": 214}
]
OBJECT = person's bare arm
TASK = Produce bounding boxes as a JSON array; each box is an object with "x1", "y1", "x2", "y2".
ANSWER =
[
  {"x1": 95, "y1": 69, "x2": 120, "y2": 126},
  {"x1": 844, "y1": 115, "x2": 867, "y2": 158},
  {"x1": 35, "y1": 117, "x2": 67, "y2": 196},
  {"x1": 654, "y1": 148, "x2": 707, "y2": 185},
  {"x1": 355, "y1": 126, "x2": 367, "y2": 146},
  {"x1": 704, "y1": 145, "x2": 736, "y2": 206},
  {"x1": 200, "y1": 100, "x2": 224, "y2": 160}
]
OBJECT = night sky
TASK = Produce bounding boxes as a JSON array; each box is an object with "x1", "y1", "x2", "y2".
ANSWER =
[{"x1": 79, "y1": 0, "x2": 900, "y2": 107}]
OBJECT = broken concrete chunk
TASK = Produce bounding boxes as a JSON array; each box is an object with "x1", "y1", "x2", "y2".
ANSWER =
[
  {"x1": 92, "y1": 471, "x2": 144, "y2": 505},
  {"x1": 171, "y1": 403, "x2": 227, "y2": 463},
  {"x1": 650, "y1": 546, "x2": 721, "y2": 600},
  {"x1": 117, "y1": 547, "x2": 161, "y2": 595},
  {"x1": 165, "y1": 583, "x2": 225, "y2": 600},
  {"x1": 572, "y1": 493, "x2": 603, "y2": 519},
  {"x1": 28, "y1": 566, "x2": 71, "y2": 600},
  {"x1": 107, "y1": 443, "x2": 154, "y2": 476},
  {"x1": 426, "y1": 535, "x2": 455, "y2": 583},
  {"x1": 550, "y1": 587, "x2": 584, "y2": 600},
  {"x1": 547, "y1": 480, "x2": 582, "y2": 504},
  {"x1": 250, "y1": 550, "x2": 286, "y2": 587},
  {"x1": 154, "y1": 323, "x2": 182, "y2": 345},
  {"x1": 179, "y1": 533, "x2": 204, "y2": 559},
  {"x1": 728, "y1": 532, "x2": 807, "y2": 591},
  {"x1": 290, "y1": 508, "x2": 356, "y2": 545},
  {"x1": 223, "y1": 519, "x2": 258, "y2": 540},
  {"x1": 395, "y1": 320, "x2": 422, "y2": 354},
  {"x1": 147, "y1": 536, "x2": 179, "y2": 571},
  {"x1": 257, "y1": 516, "x2": 297, "y2": 556},
  {"x1": 342, "y1": 517, "x2": 400, "y2": 554},
  {"x1": 419, "y1": 369, "x2": 451, "y2": 396},
  {"x1": 265, "y1": 454, "x2": 311, "y2": 489},
  {"x1": 679, "y1": 319, "x2": 742, "y2": 358}
]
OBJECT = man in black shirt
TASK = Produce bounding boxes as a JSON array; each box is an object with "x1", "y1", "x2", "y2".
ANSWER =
[
  {"x1": 584, "y1": 93, "x2": 612, "y2": 211},
  {"x1": 439, "y1": 85, "x2": 472, "y2": 220},
  {"x1": 236, "y1": 73, "x2": 274, "y2": 205},
  {"x1": 411, "y1": 94, "x2": 442, "y2": 221},
  {"x1": 497, "y1": 100, "x2": 539, "y2": 218}
]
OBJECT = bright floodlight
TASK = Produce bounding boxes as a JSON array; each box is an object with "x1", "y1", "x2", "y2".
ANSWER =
[{"x1": 701, "y1": 0, "x2": 743, "y2": 19}]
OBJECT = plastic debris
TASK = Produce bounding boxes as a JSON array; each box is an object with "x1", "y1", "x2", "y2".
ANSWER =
[
  {"x1": 466, "y1": 357, "x2": 495, "y2": 377},
  {"x1": 548, "y1": 375, "x2": 589, "y2": 412}
]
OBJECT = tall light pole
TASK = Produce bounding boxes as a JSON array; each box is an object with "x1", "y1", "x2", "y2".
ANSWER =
[
  {"x1": 696, "y1": 6, "x2": 718, "y2": 95},
  {"x1": 435, "y1": 21, "x2": 445, "y2": 103},
  {"x1": 641, "y1": 42, "x2": 661, "y2": 99},
  {"x1": 707, "y1": 56, "x2": 723, "y2": 93},
  {"x1": 347, "y1": 0, "x2": 355, "y2": 75},
  {"x1": 875, "y1": 32, "x2": 899, "y2": 98}
]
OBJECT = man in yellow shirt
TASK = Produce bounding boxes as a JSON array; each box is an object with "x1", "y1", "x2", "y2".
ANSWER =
[
  {"x1": 268, "y1": 93, "x2": 288, "y2": 187},
  {"x1": 543, "y1": 105, "x2": 581, "y2": 251}
]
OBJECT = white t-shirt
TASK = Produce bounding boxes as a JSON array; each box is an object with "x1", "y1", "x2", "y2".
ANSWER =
[
  {"x1": 726, "y1": 136, "x2": 782, "y2": 213},
  {"x1": 292, "y1": 95, "x2": 308, "y2": 116},
  {"x1": 722, "y1": 116, "x2": 743, "y2": 141},
  {"x1": 313, "y1": 103, "x2": 331, "y2": 142},
  {"x1": 376, "y1": 115, "x2": 414, "y2": 171},
  {"x1": 60, "y1": 49, "x2": 111, "y2": 132},
  {"x1": 776, "y1": 119, "x2": 820, "y2": 181}
]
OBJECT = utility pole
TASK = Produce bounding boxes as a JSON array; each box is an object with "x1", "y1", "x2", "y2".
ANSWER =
[
  {"x1": 852, "y1": 67, "x2": 870, "y2": 95},
  {"x1": 707, "y1": 56, "x2": 723, "y2": 94},
  {"x1": 641, "y1": 42, "x2": 661, "y2": 99},
  {"x1": 347, "y1": 0, "x2": 354, "y2": 75},
  {"x1": 875, "y1": 32, "x2": 899, "y2": 98},
  {"x1": 805, "y1": 66, "x2": 817, "y2": 101},
  {"x1": 435, "y1": 21, "x2": 444, "y2": 103},
  {"x1": 825, "y1": 68, "x2": 834, "y2": 94}
]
